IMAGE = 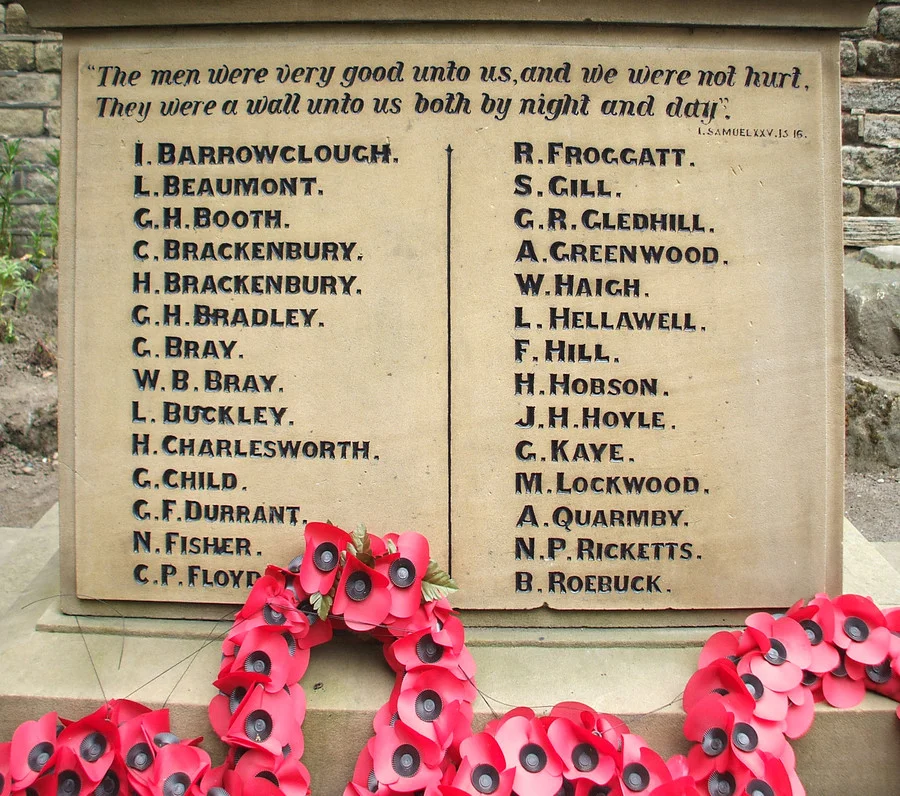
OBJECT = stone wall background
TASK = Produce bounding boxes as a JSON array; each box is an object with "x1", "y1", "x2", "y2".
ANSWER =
[
  {"x1": 0, "y1": 1, "x2": 897, "y2": 470},
  {"x1": 0, "y1": 2, "x2": 59, "y2": 257},
  {"x1": 842, "y1": 2, "x2": 900, "y2": 247}
]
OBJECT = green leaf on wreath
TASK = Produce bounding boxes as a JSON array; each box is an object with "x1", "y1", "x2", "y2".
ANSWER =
[
  {"x1": 309, "y1": 592, "x2": 322, "y2": 611},
  {"x1": 385, "y1": 538, "x2": 397, "y2": 555},
  {"x1": 421, "y1": 560, "x2": 458, "y2": 602},
  {"x1": 316, "y1": 593, "x2": 333, "y2": 621},
  {"x1": 348, "y1": 523, "x2": 374, "y2": 566}
]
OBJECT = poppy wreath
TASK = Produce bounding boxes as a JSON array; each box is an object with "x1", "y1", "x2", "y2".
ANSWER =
[{"x1": 0, "y1": 522, "x2": 897, "y2": 796}]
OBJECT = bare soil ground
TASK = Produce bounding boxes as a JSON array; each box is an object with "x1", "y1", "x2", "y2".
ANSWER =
[
  {"x1": 0, "y1": 277, "x2": 897, "y2": 544},
  {"x1": 0, "y1": 275, "x2": 59, "y2": 527}
]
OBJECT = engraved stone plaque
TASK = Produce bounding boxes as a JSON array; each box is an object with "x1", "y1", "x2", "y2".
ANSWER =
[{"x1": 61, "y1": 26, "x2": 843, "y2": 616}]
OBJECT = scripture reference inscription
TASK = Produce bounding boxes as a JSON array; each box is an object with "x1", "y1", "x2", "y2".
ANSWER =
[{"x1": 71, "y1": 39, "x2": 830, "y2": 610}]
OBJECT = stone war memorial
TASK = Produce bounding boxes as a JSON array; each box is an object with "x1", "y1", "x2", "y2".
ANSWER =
[{"x1": 0, "y1": 1, "x2": 897, "y2": 795}]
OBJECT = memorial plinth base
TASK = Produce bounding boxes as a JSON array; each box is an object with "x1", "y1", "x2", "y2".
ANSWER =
[{"x1": 0, "y1": 520, "x2": 897, "y2": 796}]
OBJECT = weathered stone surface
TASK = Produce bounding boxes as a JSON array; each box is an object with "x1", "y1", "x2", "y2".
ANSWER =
[
  {"x1": 4, "y1": 3, "x2": 33, "y2": 34},
  {"x1": 880, "y1": 6, "x2": 900, "y2": 40},
  {"x1": 845, "y1": 374, "x2": 900, "y2": 471},
  {"x1": 0, "y1": 73, "x2": 58, "y2": 104},
  {"x1": 844, "y1": 216, "x2": 900, "y2": 246},
  {"x1": 844, "y1": 185, "x2": 861, "y2": 215},
  {"x1": 842, "y1": 144, "x2": 900, "y2": 180},
  {"x1": 842, "y1": 112, "x2": 862, "y2": 144},
  {"x1": 842, "y1": 78, "x2": 900, "y2": 111},
  {"x1": 858, "y1": 39, "x2": 900, "y2": 77},
  {"x1": 862, "y1": 112, "x2": 900, "y2": 147},
  {"x1": 840, "y1": 40, "x2": 858, "y2": 76},
  {"x1": 34, "y1": 40, "x2": 61, "y2": 72},
  {"x1": 862, "y1": 185, "x2": 898, "y2": 215},
  {"x1": 0, "y1": 108, "x2": 44, "y2": 137},
  {"x1": 0, "y1": 40, "x2": 34, "y2": 71},
  {"x1": 15, "y1": 136, "x2": 59, "y2": 165},
  {"x1": 45, "y1": 107, "x2": 59, "y2": 137},
  {"x1": 859, "y1": 244, "x2": 900, "y2": 269},
  {"x1": 24, "y1": 168, "x2": 57, "y2": 202},
  {"x1": 844, "y1": 257, "x2": 900, "y2": 361},
  {"x1": 842, "y1": 6, "x2": 879, "y2": 41}
]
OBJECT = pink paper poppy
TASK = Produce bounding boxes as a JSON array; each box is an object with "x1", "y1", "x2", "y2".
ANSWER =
[
  {"x1": 782, "y1": 683, "x2": 815, "y2": 740},
  {"x1": 733, "y1": 662, "x2": 789, "y2": 723},
  {"x1": 332, "y1": 554, "x2": 392, "y2": 632},
  {"x1": 830, "y1": 594, "x2": 892, "y2": 666},
  {"x1": 819, "y1": 652, "x2": 867, "y2": 708},
  {"x1": 298, "y1": 522, "x2": 352, "y2": 596},
  {"x1": 452, "y1": 732, "x2": 515, "y2": 796},
  {"x1": 492, "y1": 711, "x2": 564, "y2": 796},
  {"x1": 744, "y1": 614, "x2": 812, "y2": 693}
]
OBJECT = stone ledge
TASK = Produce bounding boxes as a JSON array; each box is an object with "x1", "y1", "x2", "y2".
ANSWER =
[
  {"x1": 20, "y1": 0, "x2": 877, "y2": 30},
  {"x1": 0, "y1": 515, "x2": 896, "y2": 795}
]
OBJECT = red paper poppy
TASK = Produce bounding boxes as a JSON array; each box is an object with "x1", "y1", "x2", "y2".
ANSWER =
[
  {"x1": 684, "y1": 695, "x2": 757, "y2": 780},
  {"x1": 830, "y1": 594, "x2": 892, "y2": 666},
  {"x1": 372, "y1": 720, "x2": 443, "y2": 793},
  {"x1": 376, "y1": 532, "x2": 430, "y2": 620},
  {"x1": 233, "y1": 748, "x2": 311, "y2": 796},
  {"x1": 209, "y1": 672, "x2": 269, "y2": 740},
  {"x1": 615, "y1": 734, "x2": 674, "y2": 794},
  {"x1": 492, "y1": 712, "x2": 564, "y2": 796},
  {"x1": 298, "y1": 522, "x2": 352, "y2": 596},
  {"x1": 737, "y1": 751, "x2": 798, "y2": 796},
  {"x1": 223, "y1": 685, "x2": 303, "y2": 758},
  {"x1": 549, "y1": 703, "x2": 629, "y2": 751},
  {"x1": 390, "y1": 629, "x2": 477, "y2": 683},
  {"x1": 546, "y1": 715, "x2": 617, "y2": 787},
  {"x1": 452, "y1": 732, "x2": 515, "y2": 796},
  {"x1": 221, "y1": 766, "x2": 290, "y2": 796},
  {"x1": 57, "y1": 712, "x2": 117, "y2": 786},
  {"x1": 397, "y1": 668, "x2": 472, "y2": 748},
  {"x1": 698, "y1": 631, "x2": 755, "y2": 669},
  {"x1": 0, "y1": 742, "x2": 10, "y2": 796},
  {"x1": 10, "y1": 711, "x2": 58, "y2": 788},
  {"x1": 332, "y1": 554, "x2": 392, "y2": 632},
  {"x1": 683, "y1": 660, "x2": 755, "y2": 716},
  {"x1": 229, "y1": 628, "x2": 310, "y2": 691},
  {"x1": 147, "y1": 742, "x2": 211, "y2": 796},
  {"x1": 118, "y1": 709, "x2": 173, "y2": 796}
]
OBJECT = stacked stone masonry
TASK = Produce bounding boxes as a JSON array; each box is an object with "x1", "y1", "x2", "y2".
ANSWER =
[
  {"x1": 843, "y1": 3, "x2": 900, "y2": 247},
  {"x1": 1, "y1": 3, "x2": 899, "y2": 251},
  {"x1": 0, "y1": 2, "x2": 59, "y2": 257}
]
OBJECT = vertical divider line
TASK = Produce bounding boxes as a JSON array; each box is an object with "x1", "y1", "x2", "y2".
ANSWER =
[{"x1": 445, "y1": 144, "x2": 453, "y2": 576}]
